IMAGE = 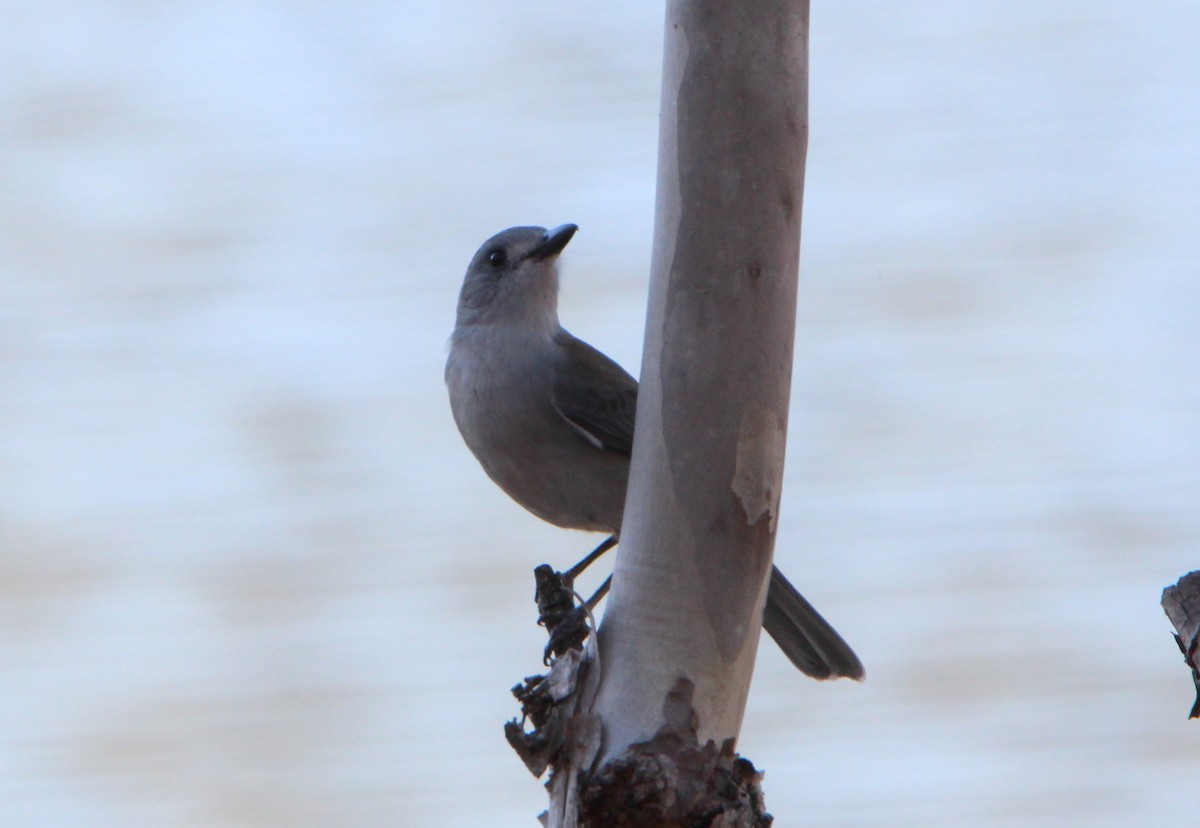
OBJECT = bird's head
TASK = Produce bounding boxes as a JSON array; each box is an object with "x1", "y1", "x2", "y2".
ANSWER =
[{"x1": 454, "y1": 224, "x2": 578, "y2": 330}]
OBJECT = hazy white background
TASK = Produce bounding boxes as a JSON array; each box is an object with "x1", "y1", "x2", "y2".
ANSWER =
[{"x1": 2, "y1": 2, "x2": 1197, "y2": 825}]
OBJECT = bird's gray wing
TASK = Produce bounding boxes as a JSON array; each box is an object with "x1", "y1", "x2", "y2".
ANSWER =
[{"x1": 551, "y1": 330, "x2": 638, "y2": 456}]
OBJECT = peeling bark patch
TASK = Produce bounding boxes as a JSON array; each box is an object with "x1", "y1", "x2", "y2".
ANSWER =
[
  {"x1": 731, "y1": 407, "x2": 784, "y2": 533},
  {"x1": 660, "y1": 675, "x2": 701, "y2": 740},
  {"x1": 580, "y1": 678, "x2": 772, "y2": 827}
]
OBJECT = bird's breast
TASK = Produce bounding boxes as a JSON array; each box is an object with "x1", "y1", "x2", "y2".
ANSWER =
[{"x1": 445, "y1": 327, "x2": 628, "y2": 533}]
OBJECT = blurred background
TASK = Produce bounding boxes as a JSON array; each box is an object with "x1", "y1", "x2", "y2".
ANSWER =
[{"x1": 2, "y1": 1, "x2": 1197, "y2": 825}]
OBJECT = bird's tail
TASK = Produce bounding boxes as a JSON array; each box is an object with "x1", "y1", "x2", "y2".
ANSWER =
[{"x1": 763, "y1": 565, "x2": 864, "y2": 681}]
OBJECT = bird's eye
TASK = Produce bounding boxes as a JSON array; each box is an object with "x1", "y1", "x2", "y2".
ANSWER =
[{"x1": 486, "y1": 248, "x2": 507, "y2": 268}]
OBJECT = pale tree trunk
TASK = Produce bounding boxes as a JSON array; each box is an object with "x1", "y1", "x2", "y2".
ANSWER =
[{"x1": 544, "y1": 1, "x2": 811, "y2": 824}]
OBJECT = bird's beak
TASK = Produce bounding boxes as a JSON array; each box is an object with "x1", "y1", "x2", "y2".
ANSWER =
[{"x1": 529, "y1": 223, "x2": 578, "y2": 261}]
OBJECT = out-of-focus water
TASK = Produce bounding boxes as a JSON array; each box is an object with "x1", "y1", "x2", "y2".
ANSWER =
[{"x1": 2, "y1": 2, "x2": 1197, "y2": 825}]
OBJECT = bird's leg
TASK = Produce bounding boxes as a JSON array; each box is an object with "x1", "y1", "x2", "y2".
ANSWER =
[
  {"x1": 581, "y1": 573, "x2": 611, "y2": 610},
  {"x1": 533, "y1": 536, "x2": 618, "y2": 663},
  {"x1": 563, "y1": 534, "x2": 618, "y2": 581}
]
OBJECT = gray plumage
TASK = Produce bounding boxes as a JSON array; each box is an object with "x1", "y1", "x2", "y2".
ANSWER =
[{"x1": 445, "y1": 224, "x2": 863, "y2": 681}]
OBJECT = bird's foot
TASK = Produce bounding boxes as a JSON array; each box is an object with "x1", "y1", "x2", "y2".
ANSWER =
[
  {"x1": 543, "y1": 606, "x2": 592, "y2": 663},
  {"x1": 533, "y1": 565, "x2": 611, "y2": 664},
  {"x1": 534, "y1": 564, "x2": 587, "y2": 662}
]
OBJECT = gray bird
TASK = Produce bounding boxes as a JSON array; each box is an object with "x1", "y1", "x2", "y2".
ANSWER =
[{"x1": 445, "y1": 223, "x2": 863, "y2": 680}]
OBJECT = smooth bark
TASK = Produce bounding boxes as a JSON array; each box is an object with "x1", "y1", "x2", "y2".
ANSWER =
[
  {"x1": 594, "y1": 0, "x2": 810, "y2": 774},
  {"x1": 538, "y1": 3, "x2": 810, "y2": 824}
]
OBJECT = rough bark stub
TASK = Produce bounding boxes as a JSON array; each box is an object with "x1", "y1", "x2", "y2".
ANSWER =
[
  {"x1": 507, "y1": 644, "x2": 602, "y2": 782},
  {"x1": 579, "y1": 678, "x2": 772, "y2": 828},
  {"x1": 508, "y1": 655, "x2": 578, "y2": 777},
  {"x1": 1161, "y1": 570, "x2": 1200, "y2": 718}
]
